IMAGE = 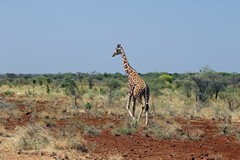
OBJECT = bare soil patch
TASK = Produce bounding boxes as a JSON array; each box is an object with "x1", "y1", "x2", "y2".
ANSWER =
[{"x1": 0, "y1": 96, "x2": 240, "y2": 159}]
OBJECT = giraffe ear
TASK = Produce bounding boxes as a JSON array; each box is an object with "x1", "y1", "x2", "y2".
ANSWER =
[{"x1": 117, "y1": 44, "x2": 121, "y2": 48}]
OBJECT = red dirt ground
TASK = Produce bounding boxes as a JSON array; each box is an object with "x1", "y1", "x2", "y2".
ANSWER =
[
  {"x1": 83, "y1": 118, "x2": 240, "y2": 160},
  {"x1": 1, "y1": 97, "x2": 240, "y2": 160}
]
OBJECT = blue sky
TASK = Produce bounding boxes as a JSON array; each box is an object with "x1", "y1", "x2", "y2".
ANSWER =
[{"x1": 1, "y1": 1, "x2": 240, "y2": 74}]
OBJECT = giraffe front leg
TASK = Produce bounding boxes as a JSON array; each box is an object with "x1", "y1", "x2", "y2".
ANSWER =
[{"x1": 126, "y1": 93, "x2": 135, "y2": 120}]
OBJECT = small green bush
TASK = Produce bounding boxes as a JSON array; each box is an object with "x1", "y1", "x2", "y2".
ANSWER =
[
  {"x1": 85, "y1": 102, "x2": 92, "y2": 110},
  {"x1": 3, "y1": 90, "x2": 14, "y2": 96},
  {"x1": 45, "y1": 120, "x2": 56, "y2": 128}
]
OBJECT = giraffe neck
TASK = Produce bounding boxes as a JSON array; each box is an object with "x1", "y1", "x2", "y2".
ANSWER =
[{"x1": 121, "y1": 49, "x2": 135, "y2": 75}]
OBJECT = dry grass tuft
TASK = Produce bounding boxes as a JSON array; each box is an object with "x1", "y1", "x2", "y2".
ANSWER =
[
  {"x1": 111, "y1": 117, "x2": 136, "y2": 136},
  {"x1": 236, "y1": 128, "x2": 240, "y2": 141},
  {"x1": 54, "y1": 135, "x2": 88, "y2": 153},
  {"x1": 187, "y1": 128, "x2": 205, "y2": 140},
  {"x1": 0, "y1": 123, "x2": 8, "y2": 137},
  {"x1": 108, "y1": 154, "x2": 124, "y2": 160},
  {"x1": 84, "y1": 125, "x2": 101, "y2": 136},
  {"x1": 218, "y1": 124, "x2": 235, "y2": 136},
  {"x1": 144, "y1": 118, "x2": 184, "y2": 140},
  {"x1": 16, "y1": 123, "x2": 53, "y2": 150}
]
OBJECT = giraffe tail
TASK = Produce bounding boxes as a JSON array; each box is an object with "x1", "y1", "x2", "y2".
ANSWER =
[{"x1": 144, "y1": 85, "x2": 150, "y2": 113}]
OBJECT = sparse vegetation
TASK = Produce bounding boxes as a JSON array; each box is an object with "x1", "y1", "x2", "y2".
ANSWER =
[
  {"x1": 3, "y1": 90, "x2": 14, "y2": 96},
  {"x1": 143, "y1": 121, "x2": 184, "y2": 140},
  {"x1": 218, "y1": 124, "x2": 235, "y2": 136},
  {"x1": 236, "y1": 129, "x2": 240, "y2": 140},
  {"x1": 54, "y1": 133, "x2": 88, "y2": 153},
  {"x1": 187, "y1": 128, "x2": 205, "y2": 140},
  {"x1": 108, "y1": 154, "x2": 124, "y2": 160},
  {"x1": 112, "y1": 119, "x2": 136, "y2": 136},
  {"x1": 84, "y1": 125, "x2": 101, "y2": 136},
  {"x1": 0, "y1": 69, "x2": 240, "y2": 159},
  {"x1": 17, "y1": 124, "x2": 52, "y2": 150}
]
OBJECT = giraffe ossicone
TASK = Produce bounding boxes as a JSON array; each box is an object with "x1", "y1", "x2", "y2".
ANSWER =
[{"x1": 112, "y1": 44, "x2": 150, "y2": 125}]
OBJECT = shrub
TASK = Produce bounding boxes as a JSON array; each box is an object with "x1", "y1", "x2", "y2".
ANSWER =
[
  {"x1": 84, "y1": 125, "x2": 100, "y2": 136},
  {"x1": 46, "y1": 84, "x2": 50, "y2": 94},
  {"x1": 187, "y1": 128, "x2": 205, "y2": 140},
  {"x1": 45, "y1": 120, "x2": 56, "y2": 128},
  {"x1": 54, "y1": 120, "x2": 89, "y2": 153},
  {"x1": 144, "y1": 121, "x2": 184, "y2": 140},
  {"x1": 236, "y1": 129, "x2": 240, "y2": 141},
  {"x1": 105, "y1": 79, "x2": 122, "y2": 107},
  {"x1": 112, "y1": 121, "x2": 135, "y2": 136},
  {"x1": 17, "y1": 124, "x2": 52, "y2": 150},
  {"x1": 112, "y1": 126, "x2": 135, "y2": 136},
  {"x1": 61, "y1": 76, "x2": 86, "y2": 106},
  {"x1": 25, "y1": 89, "x2": 36, "y2": 97},
  {"x1": 219, "y1": 124, "x2": 235, "y2": 135},
  {"x1": 219, "y1": 88, "x2": 240, "y2": 111},
  {"x1": 85, "y1": 102, "x2": 92, "y2": 110},
  {"x1": 3, "y1": 90, "x2": 14, "y2": 96},
  {"x1": 0, "y1": 101, "x2": 11, "y2": 108},
  {"x1": 87, "y1": 107, "x2": 103, "y2": 118},
  {"x1": 54, "y1": 136, "x2": 88, "y2": 153},
  {"x1": 0, "y1": 123, "x2": 8, "y2": 137}
]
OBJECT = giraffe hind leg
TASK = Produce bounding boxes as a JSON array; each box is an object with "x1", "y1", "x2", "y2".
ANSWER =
[
  {"x1": 136, "y1": 96, "x2": 144, "y2": 122},
  {"x1": 132, "y1": 97, "x2": 136, "y2": 117},
  {"x1": 145, "y1": 103, "x2": 149, "y2": 125},
  {"x1": 144, "y1": 86, "x2": 150, "y2": 125},
  {"x1": 137, "y1": 104, "x2": 145, "y2": 123},
  {"x1": 136, "y1": 103, "x2": 149, "y2": 125}
]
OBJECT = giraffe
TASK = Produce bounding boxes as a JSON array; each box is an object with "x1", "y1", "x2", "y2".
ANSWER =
[{"x1": 112, "y1": 44, "x2": 150, "y2": 125}]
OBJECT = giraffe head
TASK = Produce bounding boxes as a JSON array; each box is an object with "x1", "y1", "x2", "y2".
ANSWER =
[{"x1": 112, "y1": 44, "x2": 123, "y2": 57}]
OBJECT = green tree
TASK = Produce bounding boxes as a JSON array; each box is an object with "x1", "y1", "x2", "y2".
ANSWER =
[
  {"x1": 148, "y1": 79, "x2": 163, "y2": 116},
  {"x1": 159, "y1": 74, "x2": 173, "y2": 83},
  {"x1": 61, "y1": 76, "x2": 86, "y2": 106},
  {"x1": 6, "y1": 73, "x2": 16, "y2": 87},
  {"x1": 191, "y1": 73, "x2": 210, "y2": 102},
  {"x1": 208, "y1": 72, "x2": 227, "y2": 100},
  {"x1": 175, "y1": 73, "x2": 194, "y2": 99},
  {"x1": 191, "y1": 66, "x2": 216, "y2": 102},
  {"x1": 105, "y1": 79, "x2": 121, "y2": 107}
]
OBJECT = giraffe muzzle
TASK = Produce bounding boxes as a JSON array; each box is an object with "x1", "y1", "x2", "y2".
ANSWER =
[{"x1": 112, "y1": 52, "x2": 117, "y2": 57}]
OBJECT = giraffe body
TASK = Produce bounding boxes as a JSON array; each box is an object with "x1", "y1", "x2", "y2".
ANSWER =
[{"x1": 112, "y1": 44, "x2": 150, "y2": 125}]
